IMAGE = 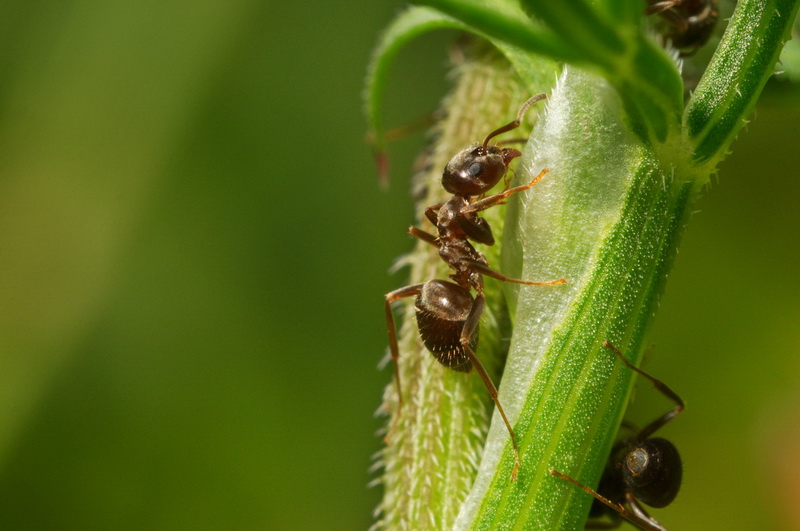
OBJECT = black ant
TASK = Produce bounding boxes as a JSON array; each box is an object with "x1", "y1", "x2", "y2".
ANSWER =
[
  {"x1": 551, "y1": 341, "x2": 684, "y2": 530},
  {"x1": 646, "y1": 0, "x2": 719, "y2": 55},
  {"x1": 384, "y1": 94, "x2": 565, "y2": 481}
]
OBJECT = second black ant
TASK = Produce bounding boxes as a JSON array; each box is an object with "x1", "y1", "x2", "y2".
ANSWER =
[
  {"x1": 384, "y1": 93, "x2": 566, "y2": 481},
  {"x1": 646, "y1": 0, "x2": 720, "y2": 55},
  {"x1": 551, "y1": 341, "x2": 684, "y2": 530}
]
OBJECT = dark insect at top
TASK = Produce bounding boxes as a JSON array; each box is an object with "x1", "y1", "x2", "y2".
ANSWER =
[{"x1": 646, "y1": 0, "x2": 720, "y2": 55}]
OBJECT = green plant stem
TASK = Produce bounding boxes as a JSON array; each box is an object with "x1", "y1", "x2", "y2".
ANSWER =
[
  {"x1": 459, "y1": 69, "x2": 699, "y2": 528},
  {"x1": 687, "y1": 0, "x2": 800, "y2": 163}
]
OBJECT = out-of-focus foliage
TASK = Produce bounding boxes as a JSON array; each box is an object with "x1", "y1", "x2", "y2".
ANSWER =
[
  {"x1": 778, "y1": 9, "x2": 800, "y2": 81},
  {"x1": 0, "y1": 1, "x2": 419, "y2": 529},
  {"x1": 0, "y1": 1, "x2": 799, "y2": 530}
]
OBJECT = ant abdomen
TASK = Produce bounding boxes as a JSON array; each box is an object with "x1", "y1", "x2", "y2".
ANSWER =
[
  {"x1": 622, "y1": 437, "x2": 682, "y2": 509},
  {"x1": 414, "y1": 280, "x2": 476, "y2": 372}
]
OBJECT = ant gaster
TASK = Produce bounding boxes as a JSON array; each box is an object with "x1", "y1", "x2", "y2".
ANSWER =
[
  {"x1": 384, "y1": 94, "x2": 565, "y2": 481},
  {"x1": 646, "y1": 0, "x2": 719, "y2": 55},
  {"x1": 551, "y1": 341, "x2": 684, "y2": 531}
]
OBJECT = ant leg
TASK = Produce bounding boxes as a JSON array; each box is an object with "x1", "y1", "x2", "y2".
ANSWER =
[
  {"x1": 626, "y1": 492, "x2": 668, "y2": 531},
  {"x1": 652, "y1": 5, "x2": 689, "y2": 33},
  {"x1": 380, "y1": 110, "x2": 444, "y2": 142},
  {"x1": 408, "y1": 226, "x2": 438, "y2": 247},
  {"x1": 549, "y1": 470, "x2": 627, "y2": 517},
  {"x1": 602, "y1": 341, "x2": 685, "y2": 442},
  {"x1": 620, "y1": 420, "x2": 641, "y2": 435},
  {"x1": 549, "y1": 470, "x2": 660, "y2": 531},
  {"x1": 369, "y1": 110, "x2": 445, "y2": 188},
  {"x1": 482, "y1": 93, "x2": 548, "y2": 147},
  {"x1": 463, "y1": 168, "x2": 549, "y2": 214},
  {"x1": 459, "y1": 292, "x2": 520, "y2": 481},
  {"x1": 644, "y1": 0, "x2": 681, "y2": 14},
  {"x1": 458, "y1": 257, "x2": 566, "y2": 287},
  {"x1": 384, "y1": 284, "x2": 424, "y2": 441},
  {"x1": 424, "y1": 202, "x2": 444, "y2": 226}
]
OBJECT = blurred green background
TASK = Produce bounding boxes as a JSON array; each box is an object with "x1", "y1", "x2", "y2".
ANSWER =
[{"x1": 0, "y1": 1, "x2": 798, "y2": 530}]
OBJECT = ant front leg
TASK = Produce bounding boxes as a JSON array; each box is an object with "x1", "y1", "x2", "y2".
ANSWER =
[
  {"x1": 549, "y1": 470, "x2": 662, "y2": 531},
  {"x1": 459, "y1": 291, "x2": 520, "y2": 481},
  {"x1": 384, "y1": 284, "x2": 424, "y2": 440},
  {"x1": 463, "y1": 168, "x2": 550, "y2": 215},
  {"x1": 458, "y1": 258, "x2": 566, "y2": 287},
  {"x1": 424, "y1": 202, "x2": 444, "y2": 226}
]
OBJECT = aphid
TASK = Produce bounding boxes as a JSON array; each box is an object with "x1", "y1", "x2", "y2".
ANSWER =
[
  {"x1": 384, "y1": 94, "x2": 565, "y2": 481},
  {"x1": 551, "y1": 341, "x2": 684, "y2": 530},
  {"x1": 646, "y1": 0, "x2": 720, "y2": 55}
]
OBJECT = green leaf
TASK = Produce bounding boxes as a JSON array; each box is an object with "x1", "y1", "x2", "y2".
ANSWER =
[
  {"x1": 364, "y1": 4, "x2": 558, "y2": 184},
  {"x1": 414, "y1": 0, "x2": 683, "y2": 143},
  {"x1": 407, "y1": 0, "x2": 582, "y2": 62},
  {"x1": 520, "y1": 0, "x2": 626, "y2": 60},
  {"x1": 364, "y1": 6, "x2": 469, "y2": 180}
]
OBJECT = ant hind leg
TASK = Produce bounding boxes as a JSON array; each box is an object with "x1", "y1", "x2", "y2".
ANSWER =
[
  {"x1": 458, "y1": 292, "x2": 520, "y2": 481},
  {"x1": 384, "y1": 284, "x2": 424, "y2": 441}
]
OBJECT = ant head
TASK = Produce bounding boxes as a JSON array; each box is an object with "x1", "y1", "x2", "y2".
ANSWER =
[
  {"x1": 441, "y1": 145, "x2": 521, "y2": 196},
  {"x1": 622, "y1": 437, "x2": 682, "y2": 509}
]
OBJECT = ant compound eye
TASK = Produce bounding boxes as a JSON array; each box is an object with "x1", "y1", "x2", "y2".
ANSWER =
[{"x1": 469, "y1": 162, "x2": 483, "y2": 176}]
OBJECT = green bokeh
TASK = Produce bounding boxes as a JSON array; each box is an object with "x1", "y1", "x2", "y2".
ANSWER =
[{"x1": 0, "y1": 1, "x2": 798, "y2": 529}]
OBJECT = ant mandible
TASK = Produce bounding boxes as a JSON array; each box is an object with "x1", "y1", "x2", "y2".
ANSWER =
[
  {"x1": 551, "y1": 341, "x2": 684, "y2": 530},
  {"x1": 646, "y1": 0, "x2": 719, "y2": 55},
  {"x1": 384, "y1": 93, "x2": 566, "y2": 481}
]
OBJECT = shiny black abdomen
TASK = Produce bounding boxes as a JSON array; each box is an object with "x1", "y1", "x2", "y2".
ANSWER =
[{"x1": 414, "y1": 279, "x2": 478, "y2": 372}]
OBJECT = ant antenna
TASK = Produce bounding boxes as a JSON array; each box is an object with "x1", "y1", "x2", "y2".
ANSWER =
[{"x1": 482, "y1": 93, "x2": 547, "y2": 148}]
